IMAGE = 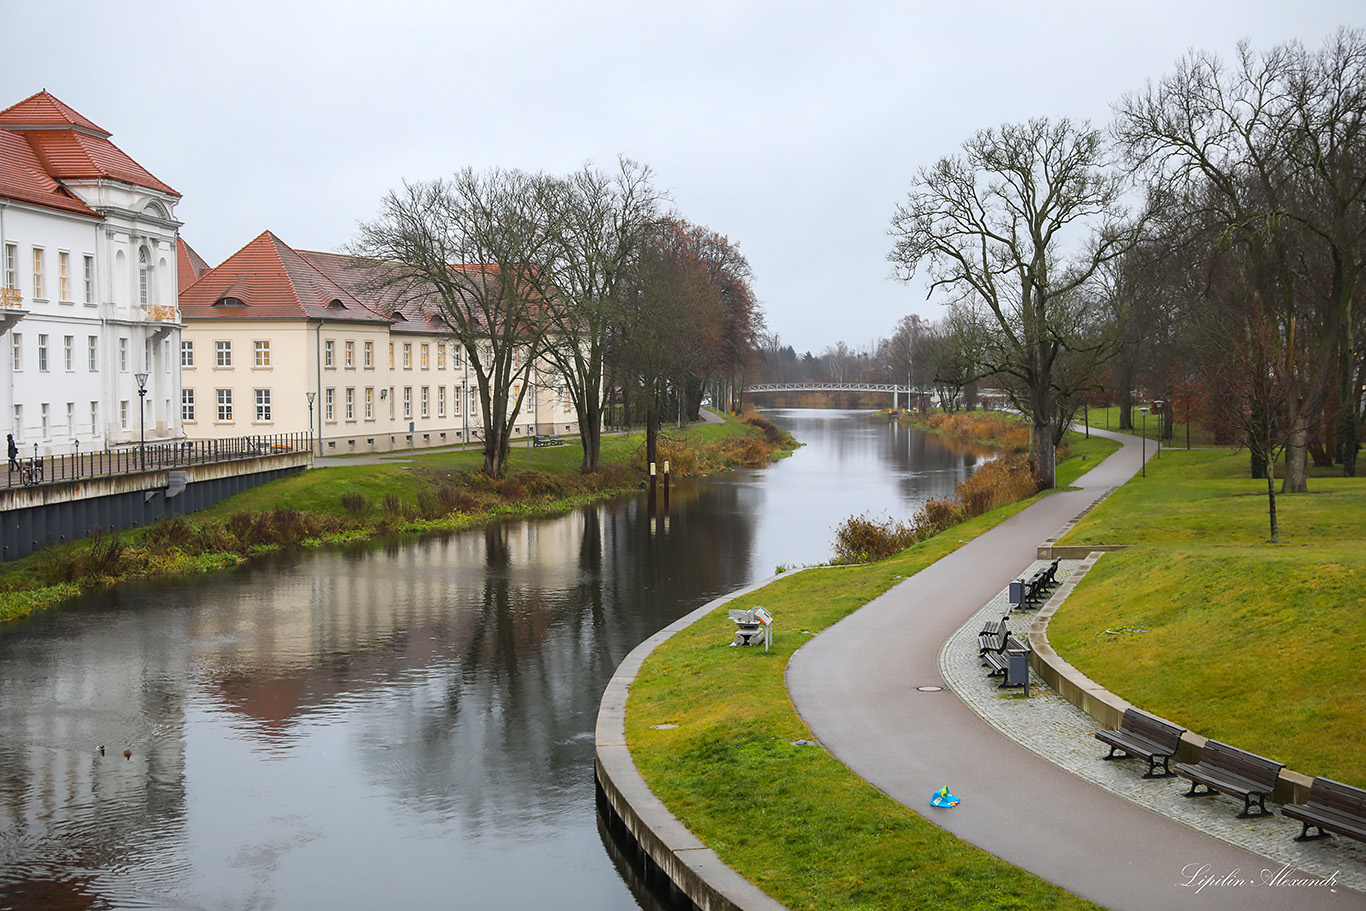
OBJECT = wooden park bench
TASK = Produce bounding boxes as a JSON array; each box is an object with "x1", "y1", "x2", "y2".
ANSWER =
[
  {"x1": 1281, "y1": 777, "x2": 1366, "y2": 843},
  {"x1": 980, "y1": 622, "x2": 1029, "y2": 687},
  {"x1": 1175, "y1": 740, "x2": 1285, "y2": 818},
  {"x1": 532, "y1": 434, "x2": 563, "y2": 447},
  {"x1": 977, "y1": 616, "x2": 1010, "y2": 656},
  {"x1": 1009, "y1": 559, "x2": 1060, "y2": 611},
  {"x1": 1095, "y1": 708, "x2": 1187, "y2": 779}
]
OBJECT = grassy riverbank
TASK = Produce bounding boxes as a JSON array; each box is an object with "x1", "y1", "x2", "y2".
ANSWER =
[
  {"x1": 1049, "y1": 448, "x2": 1366, "y2": 787},
  {"x1": 624, "y1": 441, "x2": 1107, "y2": 911},
  {"x1": 0, "y1": 412, "x2": 795, "y2": 625}
]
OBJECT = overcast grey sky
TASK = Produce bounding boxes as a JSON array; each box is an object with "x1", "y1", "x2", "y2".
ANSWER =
[{"x1": 7, "y1": 1, "x2": 1360, "y2": 353}]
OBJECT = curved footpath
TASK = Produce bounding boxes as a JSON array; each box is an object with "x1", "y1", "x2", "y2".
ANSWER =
[
  {"x1": 597, "y1": 429, "x2": 1364, "y2": 911},
  {"x1": 787, "y1": 429, "x2": 1362, "y2": 911}
]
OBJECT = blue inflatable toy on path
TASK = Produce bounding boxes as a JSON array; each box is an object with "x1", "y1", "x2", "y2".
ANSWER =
[{"x1": 929, "y1": 786, "x2": 960, "y2": 807}]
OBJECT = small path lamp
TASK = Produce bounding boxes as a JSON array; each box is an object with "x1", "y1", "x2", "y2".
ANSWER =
[
  {"x1": 1153, "y1": 400, "x2": 1164, "y2": 460},
  {"x1": 306, "y1": 391, "x2": 316, "y2": 455},
  {"x1": 134, "y1": 372, "x2": 148, "y2": 470},
  {"x1": 1140, "y1": 406, "x2": 1148, "y2": 477}
]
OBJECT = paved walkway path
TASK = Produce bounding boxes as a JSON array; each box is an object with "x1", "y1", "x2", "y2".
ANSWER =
[{"x1": 787, "y1": 430, "x2": 1362, "y2": 910}]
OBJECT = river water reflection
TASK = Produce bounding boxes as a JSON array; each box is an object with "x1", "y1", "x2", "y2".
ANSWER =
[{"x1": 0, "y1": 410, "x2": 986, "y2": 911}]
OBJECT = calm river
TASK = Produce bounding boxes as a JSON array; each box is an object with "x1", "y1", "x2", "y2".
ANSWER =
[{"x1": 0, "y1": 410, "x2": 986, "y2": 911}]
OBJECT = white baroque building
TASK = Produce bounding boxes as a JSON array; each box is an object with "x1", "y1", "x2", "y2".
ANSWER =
[{"x1": 1, "y1": 91, "x2": 182, "y2": 457}]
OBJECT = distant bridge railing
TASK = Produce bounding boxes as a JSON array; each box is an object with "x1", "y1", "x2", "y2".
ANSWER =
[{"x1": 743, "y1": 383, "x2": 933, "y2": 395}]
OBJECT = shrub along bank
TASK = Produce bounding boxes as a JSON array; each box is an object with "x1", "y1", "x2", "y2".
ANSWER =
[{"x1": 0, "y1": 411, "x2": 795, "y2": 624}]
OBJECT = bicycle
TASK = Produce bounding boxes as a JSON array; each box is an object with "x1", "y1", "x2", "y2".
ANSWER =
[{"x1": 19, "y1": 458, "x2": 43, "y2": 487}]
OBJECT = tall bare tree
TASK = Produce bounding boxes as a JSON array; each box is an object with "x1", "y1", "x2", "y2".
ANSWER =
[
  {"x1": 541, "y1": 158, "x2": 664, "y2": 472},
  {"x1": 889, "y1": 117, "x2": 1139, "y2": 487},
  {"x1": 1114, "y1": 29, "x2": 1366, "y2": 486},
  {"x1": 351, "y1": 168, "x2": 559, "y2": 477}
]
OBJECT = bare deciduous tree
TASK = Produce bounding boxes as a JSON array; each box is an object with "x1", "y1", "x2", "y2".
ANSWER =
[{"x1": 889, "y1": 117, "x2": 1139, "y2": 487}]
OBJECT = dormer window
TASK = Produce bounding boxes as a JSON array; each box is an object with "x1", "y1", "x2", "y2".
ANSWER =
[
  {"x1": 214, "y1": 296, "x2": 245, "y2": 307},
  {"x1": 390, "y1": 310, "x2": 407, "y2": 321},
  {"x1": 327, "y1": 298, "x2": 347, "y2": 309}
]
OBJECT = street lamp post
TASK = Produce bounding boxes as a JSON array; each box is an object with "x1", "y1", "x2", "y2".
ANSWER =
[
  {"x1": 1140, "y1": 406, "x2": 1148, "y2": 477},
  {"x1": 307, "y1": 392, "x2": 316, "y2": 455},
  {"x1": 1153, "y1": 400, "x2": 1165, "y2": 460},
  {"x1": 134, "y1": 372, "x2": 148, "y2": 470}
]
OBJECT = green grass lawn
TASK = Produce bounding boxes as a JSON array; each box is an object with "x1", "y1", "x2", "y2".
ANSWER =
[
  {"x1": 1050, "y1": 448, "x2": 1366, "y2": 786},
  {"x1": 625, "y1": 447, "x2": 1105, "y2": 911}
]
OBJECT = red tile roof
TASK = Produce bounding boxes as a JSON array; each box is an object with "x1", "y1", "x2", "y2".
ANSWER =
[
  {"x1": 177, "y1": 238, "x2": 212, "y2": 293},
  {"x1": 179, "y1": 231, "x2": 395, "y2": 325},
  {"x1": 0, "y1": 128, "x2": 100, "y2": 217},
  {"x1": 0, "y1": 91, "x2": 179, "y2": 198},
  {"x1": 297, "y1": 249, "x2": 454, "y2": 335}
]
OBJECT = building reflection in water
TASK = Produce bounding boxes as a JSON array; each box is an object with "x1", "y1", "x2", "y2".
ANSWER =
[{"x1": 0, "y1": 410, "x2": 976, "y2": 910}]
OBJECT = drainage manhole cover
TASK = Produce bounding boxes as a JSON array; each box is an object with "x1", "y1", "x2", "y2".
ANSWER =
[{"x1": 915, "y1": 685, "x2": 945, "y2": 692}]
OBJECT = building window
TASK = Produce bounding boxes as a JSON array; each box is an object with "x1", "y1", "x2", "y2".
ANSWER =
[
  {"x1": 403, "y1": 386, "x2": 412, "y2": 419},
  {"x1": 11, "y1": 333, "x2": 20, "y2": 371},
  {"x1": 324, "y1": 388, "x2": 335, "y2": 421},
  {"x1": 403, "y1": 343, "x2": 412, "y2": 369},
  {"x1": 84, "y1": 255, "x2": 94, "y2": 304},
  {"x1": 364, "y1": 387, "x2": 373, "y2": 419},
  {"x1": 216, "y1": 389, "x2": 233, "y2": 421},
  {"x1": 420, "y1": 386, "x2": 429, "y2": 418},
  {"x1": 437, "y1": 344, "x2": 446, "y2": 369},
  {"x1": 40, "y1": 404, "x2": 49, "y2": 440},
  {"x1": 37, "y1": 334, "x2": 48, "y2": 372},
  {"x1": 345, "y1": 387, "x2": 354, "y2": 420},
  {"x1": 388, "y1": 343, "x2": 394, "y2": 368},
  {"x1": 64, "y1": 336, "x2": 74, "y2": 371},
  {"x1": 59, "y1": 252, "x2": 71, "y2": 301},
  {"x1": 452, "y1": 346, "x2": 462, "y2": 368},
  {"x1": 324, "y1": 340, "x2": 335, "y2": 368},
  {"x1": 3, "y1": 244, "x2": 16, "y2": 293},
  {"x1": 87, "y1": 336, "x2": 97, "y2": 371},
  {"x1": 90, "y1": 401, "x2": 97, "y2": 434},
  {"x1": 254, "y1": 340, "x2": 271, "y2": 367},
  {"x1": 32, "y1": 248, "x2": 44, "y2": 299},
  {"x1": 66, "y1": 402, "x2": 74, "y2": 437},
  {"x1": 12, "y1": 404, "x2": 21, "y2": 441},
  {"x1": 345, "y1": 340, "x2": 354, "y2": 368},
  {"x1": 182, "y1": 389, "x2": 195, "y2": 421},
  {"x1": 421, "y1": 344, "x2": 429, "y2": 369},
  {"x1": 181, "y1": 340, "x2": 194, "y2": 367},
  {"x1": 255, "y1": 389, "x2": 271, "y2": 422},
  {"x1": 120, "y1": 338, "x2": 129, "y2": 372},
  {"x1": 216, "y1": 340, "x2": 231, "y2": 367},
  {"x1": 138, "y1": 247, "x2": 149, "y2": 306},
  {"x1": 364, "y1": 340, "x2": 374, "y2": 369},
  {"x1": 388, "y1": 387, "x2": 395, "y2": 419},
  {"x1": 437, "y1": 385, "x2": 446, "y2": 417},
  {"x1": 120, "y1": 400, "x2": 129, "y2": 430},
  {"x1": 452, "y1": 384, "x2": 460, "y2": 415},
  {"x1": 144, "y1": 338, "x2": 152, "y2": 373}
]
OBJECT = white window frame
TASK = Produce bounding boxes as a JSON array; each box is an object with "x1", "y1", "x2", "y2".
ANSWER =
[
  {"x1": 255, "y1": 388, "x2": 271, "y2": 422},
  {"x1": 254, "y1": 340, "x2": 270, "y2": 367},
  {"x1": 216, "y1": 340, "x2": 231, "y2": 367},
  {"x1": 182, "y1": 388, "x2": 195, "y2": 422},
  {"x1": 216, "y1": 388, "x2": 233, "y2": 422}
]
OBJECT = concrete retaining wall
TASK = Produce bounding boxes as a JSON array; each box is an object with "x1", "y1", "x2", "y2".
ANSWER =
[
  {"x1": 594, "y1": 578, "x2": 791, "y2": 911},
  {"x1": 1027, "y1": 551, "x2": 1316, "y2": 806}
]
